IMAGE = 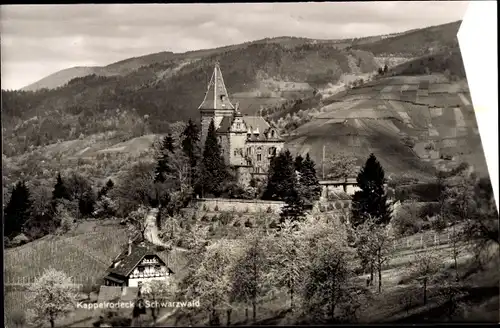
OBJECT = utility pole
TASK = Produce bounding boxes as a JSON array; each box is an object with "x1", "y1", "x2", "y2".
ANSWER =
[{"x1": 322, "y1": 144, "x2": 325, "y2": 180}]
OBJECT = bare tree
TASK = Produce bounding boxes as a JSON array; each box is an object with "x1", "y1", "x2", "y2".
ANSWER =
[
  {"x1": 26, "y1": 268, "x2": 76, "y2": 328},
  {"x1": 267, "y1": 219, "x2": 307, "y2": 310},
  {"x1": 125, "y1": 205, "x2": 149, "y2": 241},
  {"x1": 230, "y1": 231, "x2": 272, "y2": 324},
  {"x1": 141, "y1": 279, "x2": 177, "y2": 324},
  {"x1": 188, "y1": 239, "x2": 240, "y2": 325},
  {"x1": 409, "y1": 248, "x2": 441, "y2": 305}
]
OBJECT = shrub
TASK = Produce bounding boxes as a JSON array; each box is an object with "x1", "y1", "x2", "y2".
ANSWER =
[
  {"x1": 200, "y1": 215, "x2": 209, "y2": 222},
  {"x1": 233, "y1": 220, "x2": 241, "y2": 227},
  {"x1": 10, "y1": 309, "x2": 26, "y2": 328},
  {"x1": 269, "y1": 220, "x2": 279, "y2": 229},
  {"x1": 202, "y1": 204, "x2": 207, "y2": 211},
  {"x1": 211, "y1": 215, "x2": 219, "y2": 222},
  {"x1": 266, "y1": 206, "x2": 273, "y2": 213},
  {"x1": 214, "y1": 205, "x2": 219, "y2": 212},
  {"x1": 219, "y1": 212, "x2": 232, "y2": 225}
]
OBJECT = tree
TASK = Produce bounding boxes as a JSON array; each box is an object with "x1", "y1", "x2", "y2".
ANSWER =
[
  {"x1": 263, "y1": 150, "x2": 297, "y2": 201},
  {"x1": 409, "y1": 248, "x2": 441, "y2": 305},
  {"x1": 230, "y1": 232, "x2": 272, "y2": 323},
  {"x1": 97, "y1": 179, "x2": 114, "y2": 200},
  {"x1": 55, "y1": 202, "x2": 76, "y2": 234},
  {"x1": 297, "y1": 153, "x2": 321, "y2": 203},
  {"x1": 111, "y1": 161, "x2": 157, "y2": 216},
  {"x1": 26, "y1": 268, "x2": 76, "y2": 328},
  {"x1": 294, "y1": 154, "x2": 304, "y2": 173},
  {"x1": 92, "y1": 195, "x2": 118, "y2": 219},
  {"x1": 154, "y1": 134, "x2": 175, "y2": 183},
  {"x1": 4, "y1": 180, "x2": 32, "y2": 238},
  {"x1": 52, "y1": 173, "x2": 71, "y2": 202},
  {"x1": 181, "y1": 119, "x2": 201, "y2": 169},
  {"x1": 351, "y1": 153, "x2": 392, "y2": 227},
  {"x1": 267, "y1": 220, "x2": 307, "y2": 310},
  {"x1": 355, "y1": 216, "x2": 394, "y2": 292},
  {"x1": 141, "y1": 279, "x2": 177, "y2": 324},
  {"x1": 280, "y1": 188, "x2": 306, "y2": 223},
  {"x1": 188, "y1": 239, "x2": 239, "y2": 325},
  {"x1": 200, "y1": 120, "x2": 230, "y2": 197},
  {"x1": 325, "y1": 152, "x2": 357, "y2": 183},
  {"x1": 125, "y1": 205, "x2": 149, "y2": 241},
  {"x1": 66, "y1": 172, "x2": 95, "y2": 219},
  {"x1": 383, "y1": 64, "x2": 389, "y2": 74},
  {"x1": 300, "y1": 226, "x2": 361, "y2": 323}
]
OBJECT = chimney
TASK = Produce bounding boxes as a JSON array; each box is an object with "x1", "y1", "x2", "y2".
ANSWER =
[{"x1": 128, "y1": 238, "x2": 132, "y2": 256}]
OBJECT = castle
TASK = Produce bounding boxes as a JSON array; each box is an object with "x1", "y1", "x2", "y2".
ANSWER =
[{"x1": 198, "y1": 62, "x2": 285, "y2": 186}]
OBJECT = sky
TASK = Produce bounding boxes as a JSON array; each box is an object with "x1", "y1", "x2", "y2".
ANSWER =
[{"x1": 1, "y1": 2, "x2": 469, "y2": 90}]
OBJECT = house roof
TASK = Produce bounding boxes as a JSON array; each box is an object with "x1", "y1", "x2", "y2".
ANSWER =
[
  {"x1": 198, "y1": 62, "x2": 235, "y2": 110},
  {"x1": 107, "y1": 241, "x2": 168, "y2": 278},
  {"x1": 242, "y1": 116, "x2": 270, "y2": 133}
]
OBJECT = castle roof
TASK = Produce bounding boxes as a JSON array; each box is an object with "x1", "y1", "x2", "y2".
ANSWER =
[
  {"x1": 242, "y1": 116, "x2": 270, "y2": 133},
  {"x1": 217, "y1": 116, "x2": 233, "y2": 133},
  {"x1": 198, "y1": 62, "x2": 235, "y2": 111}
]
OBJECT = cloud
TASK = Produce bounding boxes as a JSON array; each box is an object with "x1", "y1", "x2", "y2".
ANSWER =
[{"x1": 1, "y1": 2, "x2": 469, "y2": 89}]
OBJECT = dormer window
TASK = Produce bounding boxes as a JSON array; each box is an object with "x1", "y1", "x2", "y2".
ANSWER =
[
  {"x1": 236, "y1": 123, "x2": 241, "y2": 129},
  {"x1": 220, "y1": 95, "x2": 226, "y2": 101},
  {"x1": 271, "y1": 130, "x2": 275, "y2": 138}
]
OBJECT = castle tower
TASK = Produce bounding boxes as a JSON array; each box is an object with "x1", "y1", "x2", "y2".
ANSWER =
[{"x1": 198, "y1": 61, "x2": 235, "y2": 145}]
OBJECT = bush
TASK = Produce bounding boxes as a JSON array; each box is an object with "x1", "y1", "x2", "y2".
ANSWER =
[
  {"x1": 214, "y1": 205, "x2": 219, "y2": 212},
  {"x1": 200, "y1": 215, "x2": 209, "y2": 222},
  {"x1": 10, "y1": 309, "x2": 26, "y2": 328},
  {"x1": 233, "y1": 220, "x2": 241, "y2": 227},
  {"x1": 266, "y1": 206, "x2": 273, "y2": 214},
  {"x1": 269, "y1": 220, "x2": 279, "y2": 229},
  {"x1": 211, "y1": 215, "x2": 219, "y2": 222},
  {"x1": 219, "y1": 212, "x2": 232, "y2": 225}
]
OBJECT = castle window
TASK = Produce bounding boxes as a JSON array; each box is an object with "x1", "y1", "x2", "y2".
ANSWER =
[
  {"x1": 255, "y1": 167, "x2": 260, "y2": 174},
  {"x1": 236, "y1": 123, "x2": 241, "y2": 129},
  {"x1": 256, "y1": 147, "x2": 262, "y2": 161},
  {"x1": 268, "y1": 147, "x2": 276, "y2": 156},
  {"x1": 234, "y1": 149, "x2": 238, "y2": 156},
  {"x1": 271, "y1": 130, "x2": 275, "y2": 138},
  {"x1": 220, "y1": 95, "x2": 226, "y2": 101},
  {"x1": 247, "y1": 147, "x2": 253, "y2": 155}
]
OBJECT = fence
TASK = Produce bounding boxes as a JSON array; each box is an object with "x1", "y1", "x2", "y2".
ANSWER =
[
  {"x1": 4, "y1": 275, "x2": 99, "y2": 287},
  {"x1": 391, "y1": 227, "x2": 462, "y2": 253}
]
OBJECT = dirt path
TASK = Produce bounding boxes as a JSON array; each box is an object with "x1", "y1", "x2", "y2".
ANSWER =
[{"x1": 144, "y1": 209, "x2": 189, "y2": 252}]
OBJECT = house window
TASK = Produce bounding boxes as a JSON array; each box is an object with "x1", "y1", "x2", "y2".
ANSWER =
[
  {"x1": 247, "y1": 147, "x2": 253, "y2": 155},
  {"x1": 234, "y1": 149, "x2": 238, "y2": 156},
  {"x1": 256, "y1": 147, "x2": 262, "y2": 161},
  {"x1": 138, "y1": 267, "x2": 145, "y2": 273},
  {"x1": 268, "y1": 147, "x2": 276, "y2": 156},
  {"x1": 255, "y1": 167, "x2": 260, "y2": 174}
]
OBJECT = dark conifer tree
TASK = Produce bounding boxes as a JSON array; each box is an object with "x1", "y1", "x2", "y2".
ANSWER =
[
  {"x1": 280, "y1": 188, "x2": 306, "y2": 223},
  {"x1": 154, "y1": 134, "x2": 175, "y2": 183},
  {"x1": 97, "y1": 179, "x2": 114, "y2": 200},
  {"x1": 298, "y1": 153, "x2": 321, "y2": 204},
  {"x1": 181, "y1": 119, "x2": 200, "y2": 169},
  {"x1": 4, "y1": 181, "x2": 33, "y2": 237},
  {"x1": 351, "y1": 153, "x2": 392, "y2": 227},
  {"x1": 181, "y1": 119, "x2": 202, "y2": 195},
  {"x1": 294, "y1": 154, "x2": 304, "y2": 173},
  {"x1": 200, "y1": 120, "x2": 229, "y2": 197},
  {"x1": 52, "y1": 173, "x2": 71, "y2": 201},
  {"x1": 263, "y1": 150, "x2": 297, "y2": 201}
]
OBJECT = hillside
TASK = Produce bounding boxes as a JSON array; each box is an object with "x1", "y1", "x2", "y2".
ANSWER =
[
  {"x1": 356, "y1": 21, "x2": 461, "y2": 57},
  {"x1": 285, "y1": 72, "x2": 488, "y2": 178}
]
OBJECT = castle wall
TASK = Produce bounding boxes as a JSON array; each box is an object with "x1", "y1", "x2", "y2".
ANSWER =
[
  {"x1": 245, "y1": 141, "x2": 285, "y2": 174},
  {"x1": 193, "y1": 197, "x2": 285, "y2": 214}
]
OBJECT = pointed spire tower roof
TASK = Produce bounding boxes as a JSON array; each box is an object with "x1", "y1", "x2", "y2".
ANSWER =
[{"x1": 198, "y1": 61, "x2": 235, "y2": 111}]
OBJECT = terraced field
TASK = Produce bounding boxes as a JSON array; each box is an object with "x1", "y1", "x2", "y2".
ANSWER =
[{"x1": 286, "y1": 74, "x2": 489, "y2": 177}]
